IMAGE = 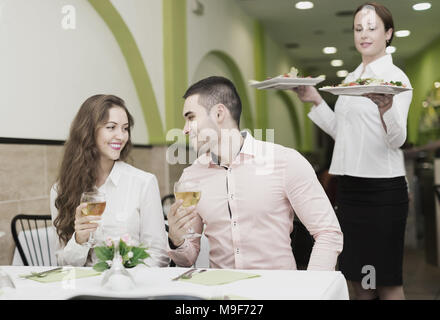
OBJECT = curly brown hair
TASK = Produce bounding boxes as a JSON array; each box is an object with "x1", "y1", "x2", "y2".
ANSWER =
[{"x1": 53, "y1": 94, "x2": 134, "y2": 245}]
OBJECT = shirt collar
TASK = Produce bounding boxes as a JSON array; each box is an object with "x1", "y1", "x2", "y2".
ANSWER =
[
  {"x1": 208, "y1": 131, "x2": 250, "y2": 167},
  {"x1": 352, "y1": 54, "x2": 393, "y2": 79},
  {"x1": 106, "y1": 160, "x2": 122, "y2": 186}
]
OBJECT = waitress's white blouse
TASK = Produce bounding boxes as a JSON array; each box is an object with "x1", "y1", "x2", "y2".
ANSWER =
[
  {"x1": 50, "y1": 161, "x2": 170, "y2": 267},
  {"x1": 308, "y1": 54, "x2": 412, "y2": 178}
]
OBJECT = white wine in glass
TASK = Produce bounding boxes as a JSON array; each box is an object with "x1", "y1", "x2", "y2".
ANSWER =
[
  {"x1": 81, "y1": 190, "x2": 106, "y2": 248},
  {"x1": 174, "y1": 181, "x2": 202, "y2": 239}
]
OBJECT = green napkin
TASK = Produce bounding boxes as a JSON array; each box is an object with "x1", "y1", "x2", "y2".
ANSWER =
[
  {"x1": 21, "y1": 268, "x2": 101, "y2": 283},
  {"x1": 180, "y1": 270, "x2": 260, "y2": 286}
]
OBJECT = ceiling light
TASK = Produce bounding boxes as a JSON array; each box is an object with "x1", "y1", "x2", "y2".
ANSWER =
[
  {"x1": 337, "y1": 70, "x2": 348, "y2": 78},
  {"x1": 395, "y1": 30, "x2": 411, "y2": 37},
  {"x1": 435, "y1": 82, "x2": 440, "y2": 88},
  {"x1": 331, "y1": 59, "x2": 343, "y2": 67},
  {"x1": 386, "y1": 46, "x2": 396, "y2": 54},
  {"x1": 413, "y1": 3, "x2": 431, "y2": 11},
  {"x1": 295, "y1": 1, "x2": 314, "y2": 10},
  {"x1": 323, "y1": 47, "x2": 337, "y2": 54}
]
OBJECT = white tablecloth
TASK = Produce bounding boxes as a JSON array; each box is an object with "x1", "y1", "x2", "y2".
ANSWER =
[{"x1": 0, "y1": 266, "x2": 349, "y2": 300}]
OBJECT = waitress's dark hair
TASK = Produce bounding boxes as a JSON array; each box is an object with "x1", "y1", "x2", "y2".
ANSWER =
[{"x1": 353, "y1": 2, "x2": 395, "y2": 46}]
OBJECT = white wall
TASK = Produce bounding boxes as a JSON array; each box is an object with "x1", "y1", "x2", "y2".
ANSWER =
[
  {"x1": 1, "y1": 0, "x2": 305, "y2": 147},
  {"x1": 0, "y1": 0, "x2": 159, "y2": 144},
  {"x1": 187, "y1": 0, "x2": 256, "y2": 117}
]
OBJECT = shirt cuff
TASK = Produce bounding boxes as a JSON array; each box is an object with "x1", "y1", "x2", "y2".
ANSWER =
[
  {"x1": 65, "y1": 232, "x2": 90, "y2": 254},
  {"x1": 307, "y1": 100, "x2": 333, "y2": 124},
  {"x1": 307, "y1": 248, "x2": 341, "y2": 271}
]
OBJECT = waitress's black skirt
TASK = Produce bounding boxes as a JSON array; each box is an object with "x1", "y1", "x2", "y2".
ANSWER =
[{"x1": 336, "y1": 175, "x2": 408, "y2": 286}]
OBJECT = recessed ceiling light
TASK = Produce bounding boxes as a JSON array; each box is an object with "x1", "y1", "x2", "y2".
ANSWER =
[
  {"x1": 323, "y1": 47, "x2": 337, "y2": 54},
  {"x1": 331, "y1": 59, "x2": 343, "y2": 67},
  {"x1": 413, "y1": 3, "x2": 431, "y2": 11},
  {"x1": 435, "y1": 82, "x2": 440, "y2": 88},
  {"x1": 295, "y1": 1, "x2": 314, "y2": 10},
  {"x1": 386, "y1": 46, "x2": 396, "y2": 54},
  {"x1": 337, "y1": 70, "x2": 348, "y2": 78},
  {"x1": 395, "y1": 30, "x2": 411, "y2": 37}
]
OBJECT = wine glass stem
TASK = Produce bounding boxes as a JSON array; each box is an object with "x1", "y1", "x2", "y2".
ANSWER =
[{"x1": 88, "y1": 231, "x2": 95, "y2": 247}]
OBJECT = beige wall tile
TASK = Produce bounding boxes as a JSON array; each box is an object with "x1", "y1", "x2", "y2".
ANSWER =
[
  {"x1": 19, "y1": 197, "x2": 51, "y2": 216},
  {"x1": 0, "y1": 144, "x2": 46, "y2": 202},
  {"x1": 129, "y1": 146, "x2": 169, "y2": 198},
  {"x1": 45, "y1": 145, "x2": 64, "y2": 192},
  {"x1": 0, "y1": 201, "x2": 20, "y2": 265}
]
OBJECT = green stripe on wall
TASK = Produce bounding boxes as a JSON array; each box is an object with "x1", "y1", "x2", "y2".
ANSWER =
[
  {"x1": 254, "y1": 21, "x2": 267, "y2": 132},
  {"x1": 405, "y1": 36, "x2": 440, "y2": 145},
  {"x1": 88, "y1": 0, "x2": 164, "y2": 144},
  {"x1": 163, "y1": 0, "x2": 188, "y2": 134}
]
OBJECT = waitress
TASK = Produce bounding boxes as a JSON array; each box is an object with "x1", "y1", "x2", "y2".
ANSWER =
[{"x1": 293, "y1": 2, "x2": 412, "y2": 300}]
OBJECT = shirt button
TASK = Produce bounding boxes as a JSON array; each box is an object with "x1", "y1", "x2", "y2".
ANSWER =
[
  {"x1": 229, "y1": 194, "x2": 234, "y2": 200},
  {"x1": 235, "y1": 248, "x2": 240, "y2": 254},
  {"x1": 233, "y1": 221, "x2": 237, "y2": 227}
]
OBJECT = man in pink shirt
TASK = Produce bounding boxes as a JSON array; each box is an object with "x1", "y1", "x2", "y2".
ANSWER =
[{"x1": 167, "y1": 76, "x2": 343, "y2": 271}]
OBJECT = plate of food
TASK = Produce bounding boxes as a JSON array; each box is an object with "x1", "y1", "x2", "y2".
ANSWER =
[
  {"x1": 319, "y1": 78, "x2": 412, "y2": 96},
  {"x1": 249, "y1": 67, "x2": 325, "y2": 90}
]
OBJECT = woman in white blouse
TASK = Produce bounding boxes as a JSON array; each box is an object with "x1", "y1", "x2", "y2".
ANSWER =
[
  {"x1": 51, "y1": 94, "x2": 169, "y2": 267},
  {"x1": 294, "y1": 2, "x2": 412, "y2": 300}
]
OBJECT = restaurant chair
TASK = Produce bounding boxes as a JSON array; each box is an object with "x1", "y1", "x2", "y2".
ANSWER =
[
  {"x1": 162, "y1": 194, "x2": 177, "y2": 267},
  {"x1": 290, "y1": 218, "x2": 314, "y2": 270},
  {"x1": 11, "y1": 214, "x2": 56, "y2": 266},
  {"x1": 161, "y1": 194, "x2": 175, "y2": 224}
]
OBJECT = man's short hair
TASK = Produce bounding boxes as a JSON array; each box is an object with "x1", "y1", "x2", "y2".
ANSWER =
[{"x1": 183, "y1": 76, "x2": 242, "y2": 127}]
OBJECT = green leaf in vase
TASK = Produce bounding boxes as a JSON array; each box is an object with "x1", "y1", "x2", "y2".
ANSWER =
[
  {"x1": 93, "y1": 261, "x2": 109, "y2": 272},
  {"x1": 94, "y1": 246, "x2": 113, "y2": 261}
]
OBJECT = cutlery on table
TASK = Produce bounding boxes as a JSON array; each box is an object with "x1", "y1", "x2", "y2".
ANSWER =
[
  {"x1": 21, "y1": 267, "x2": 64, "y2": 279},
  {"x1": 171, "y1": 268, "x2": 207, "y2": 281}
]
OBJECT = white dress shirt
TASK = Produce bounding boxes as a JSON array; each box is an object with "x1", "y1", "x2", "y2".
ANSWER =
[
  {"x1": 50, "y1": 161, "x2": 170, "y2": 267},
  {"x1": 308, "y1": 54, "x2": 412, "y2": 178}
]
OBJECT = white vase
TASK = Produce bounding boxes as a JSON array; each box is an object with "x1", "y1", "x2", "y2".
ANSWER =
[{"x1": 101, "y1": 243, "x2": 136, "y2": 291}]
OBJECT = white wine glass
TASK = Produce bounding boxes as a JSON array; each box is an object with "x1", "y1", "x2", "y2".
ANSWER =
[
  {"x1": 80, "y1": 190, "x2": 106, "y2": 248},
  {"x1": 174, "y1": 181, "x2": 202, "y2": 239}
]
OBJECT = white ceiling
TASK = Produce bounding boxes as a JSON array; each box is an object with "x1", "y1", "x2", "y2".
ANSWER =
[{"x1": 235, "y1": 0, "x2": 440, "y2": 85}]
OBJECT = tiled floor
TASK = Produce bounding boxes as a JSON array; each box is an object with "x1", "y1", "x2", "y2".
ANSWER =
[
  {"x1": 346, "y1": 247, "x2": 440, "y2": 300},
  {"x1": 403, "y1": 247, "x2": 440, "y2": 300}
]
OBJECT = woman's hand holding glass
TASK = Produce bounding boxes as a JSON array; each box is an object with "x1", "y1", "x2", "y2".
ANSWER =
[{"x1": 74, "y1": 190, "x2": 106, "y2": 248}]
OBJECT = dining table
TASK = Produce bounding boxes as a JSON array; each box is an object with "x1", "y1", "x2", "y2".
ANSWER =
[{"x1": 0, "y1": 265, "x2": 349, "y2": 300}]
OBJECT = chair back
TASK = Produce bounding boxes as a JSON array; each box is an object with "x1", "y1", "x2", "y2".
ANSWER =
[{"x1": 11, "y1": 214, "x2": 56, "y2": 266}]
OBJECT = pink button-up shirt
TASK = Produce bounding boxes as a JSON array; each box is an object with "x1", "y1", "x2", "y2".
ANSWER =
[{"x1": 168, "y1": 133, "x2": 343, "y2": 270}]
